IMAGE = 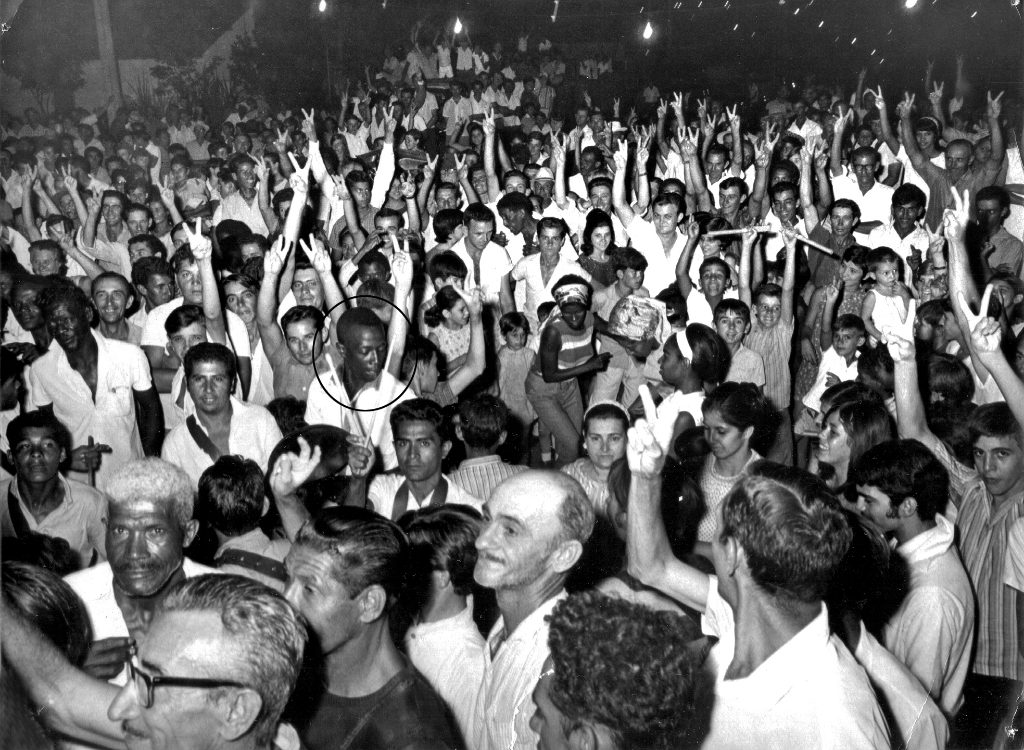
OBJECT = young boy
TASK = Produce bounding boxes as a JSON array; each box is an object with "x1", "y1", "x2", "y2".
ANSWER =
[
  {"x1": 714, "y1": 298, "x2": 765, "y2": 390},
  {"x1": 591, "y1": 247, "x2": 650, "y2": 406},
  {"x1": 802, "y1": 313, "x2": 867, "y2": 416},
  {"x1": 739, "y1": 225, "x2": 797, "y2": 464},
  {"x1": 678, "y1": 254, "x2": 737, "y2": 327}
]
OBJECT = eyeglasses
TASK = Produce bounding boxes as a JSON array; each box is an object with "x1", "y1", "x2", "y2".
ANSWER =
[{"x1": 126, "y1": 656, "x2": 247, "y2": 709}]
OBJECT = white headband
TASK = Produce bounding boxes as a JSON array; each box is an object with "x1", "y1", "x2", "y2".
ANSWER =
[{"x1": 674, "y1": 330, "x2": 693, "y2": 361}]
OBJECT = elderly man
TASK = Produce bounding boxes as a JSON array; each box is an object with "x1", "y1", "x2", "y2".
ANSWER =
[
  {"x1": 529, "y1": 592, "x2": 702, "y2": 750},
  {"x1": 278, "y1": 504, "x2": 461, "y2": 750},
  {"x1": 1, "y1": 410, "x2": 107, "y2": 568},
  {"x1": 26, "y1": 283, "x2": 163, "y2": 490},
  {"x1": 626, "y1": 396, "x2": 889, "y2": 748},
  {"x1": 161, "y1": 343, "x2": 282, "y2": 487},
  {"x1": 470, "y1": 470, "x2": 595, "y2": 750},
  {"x1": 65, "y1": 459, "x2": 216, "y2": 684},
  {"x1": 2, "y1": 574, "x2": 306, "y2": 750}
]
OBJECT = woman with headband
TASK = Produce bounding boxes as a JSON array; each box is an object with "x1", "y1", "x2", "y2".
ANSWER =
[
  {"x1": 561, "y1": 401, "x2": 629, "y2": 519},
  {"x1": 526, "y1": 275, "x2": 612, "y2": 465}
]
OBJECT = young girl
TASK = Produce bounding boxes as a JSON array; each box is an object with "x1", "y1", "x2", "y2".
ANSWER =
[
  {"x1": 497, "y1": 312, "x2": 537, "y2": 463},
  {"x1": 657, "y1": 323, "x2": 731, "y2": 458},
  {"x1": 862, "y1": 247, "x2": 911, "y2": 345},
  {"x1": 424, "y1": 285, "x2": 470, "y2": 375}
]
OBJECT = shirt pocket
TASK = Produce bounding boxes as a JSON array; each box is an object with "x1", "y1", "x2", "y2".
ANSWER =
[{"x1": 99, "y1": 377, "x2": 134, "y2": 417}]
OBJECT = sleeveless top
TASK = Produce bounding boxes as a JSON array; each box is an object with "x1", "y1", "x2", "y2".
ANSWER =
[{"x1": 530, "y1": 311, "x2": 595, "y2": 375}]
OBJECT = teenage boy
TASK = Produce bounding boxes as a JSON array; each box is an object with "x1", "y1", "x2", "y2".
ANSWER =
[
  {"x1": 590, "y1": 247, "x2": 650, "y2": 407},
  {"x1": 715, "y1": 298, "x2": 766, "y2": 390},
  {"x1": 739, "y1": 225, "x2": 796, "y2": 464},
  {"x1": 676, "y1": 219, "x2": 737, "y2": 326},
  {"x1": 802, "y1": 313, "x2": 867, "y2": 415},
  {"x1": 974, "y1": 186, "x2": 1024, "y2": 280},
  {"x1": 450, "y1": 393, "x2": 528, "y2": 501},
  {"x1": 128, "y1": 256, "x2": 174, "y2": 331}
]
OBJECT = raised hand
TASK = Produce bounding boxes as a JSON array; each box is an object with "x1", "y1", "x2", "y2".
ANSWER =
[
  {"x1": 270, "y1": 435, "x2": 322, "y2": 499},
  {"x1": 949, "y1": 95, "x2": 964, "y2": 115},
  {"x1": 254, "y1": 158, "x2": 269, "y2": 184},
  {"x1": 896, "y1": 92, "x2": 916, "y2": 120},
  {"x1": 942, "y1": 188, "x2": 971, "y2": 243},
  {"x1": 275, "y1": 128, "x2": 289, "y2": 153},
  {"x1": 929, "y1": 81, "x2": 944, "y2": 105},
  {"x1": 583, "y1": 90, "x2": 592, "y2": 108},
  {"x1": 287, "y1": 151, "x2": 311, "y2": 193},
  {"x1": 764, "y1": 124, "x2": 780, "y2": 153},
  {"x1": 612, "y1": 137, "x2": 629, "y2": 171},
  {"x1": 303, "y1": 234, "x2": 332, "y2": 276},
  {"x1": 960, "y1": 285, "x2": 1001, "y2": 355},
  {"x1": 482, "y1": 108, "x2": 496, "y2": 136},
  {"x1": 86, "y1": 194, "x2": 101, "y2": 215},
  {"x1": 873, "y1": 86, "x2": 886, "y2": 111},
  {"x1": 392, "y1": 238, "x2": 414, "y2": 293},
  {"x1": 399, "y1": 172, "x2": 416, "y2": 199},
  {"x1": 421, "y1": 154, "x2": 438, "y2": 183},
  {"x1": 61, "y1": 167, "x2": 78, "y2": 194},
  {"x1": 626, "y1": 384, "x2": 674, "y2": 478},
  {"x1": 726, "y1": 104, "x2": 739, "y2": 127},
  {"x1": 264, "y1": 236, "x2": 291, "y2": 276},
  {"x1": 183, "y1": 218, "x2": 211, "y2": 260},
  {"x1": 987, "y1": 90, "x2": 1004, "y2": 120},
  {"x1": 454, "y1": 153, "x2": 468, "y2": 182},
  {"x1": 781, "y1": 226, "x2": 799, "y2": 249},
  {"x1": 879, "y1": 297, "x2": 917, "y2": 361},
  {"x1": 685, "y1": 216, "x2": 700, "y2": 241},
  {"x1": 345, "y1": 434, "x2": 373, "y2": 478},
  {"x1": 454, "y1": 285, "x2": 485, "y2": 319},
  {"x1": 657, "y1": 99, "x2": 668, "y2": 120}
]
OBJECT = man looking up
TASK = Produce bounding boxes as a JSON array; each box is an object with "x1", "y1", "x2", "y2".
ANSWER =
[
  {"x1": 281, "y1": 506, "x2": 462, "y2": 750},
  {"x1": 2, "y1": 574, "x2": 306, "y2": 750},
  {"x1": 26, "y1": 283, "x2": 163, "y2": 490},
  {"x1": 626, "y1": 395, "x2": 889, "y2": 748},
  {"x1": 470, "y1": 470, "x2": 595, "y2": 750}
]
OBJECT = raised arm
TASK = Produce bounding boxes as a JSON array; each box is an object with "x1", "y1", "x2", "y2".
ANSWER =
[
  {"x1": 186, "y1": 220, "x2": 227, "y2": 345},
  {"x1": 482, "y1": 110, "x2": 502, "y2": 199},
  {"x1": 945, "y1": 188, "x2": 991, "y2": 381},
  {"x1": 552, "y1": 134, "x2": 570, "y2": 210},
  {"x1": 874, "y1": 87, "x2": 901, "y2": 157},
  {"x1": 978, "y1": 91, "x2": 1006, "y2": 184},
  {"x1": 738, "y1": 226, "x2": 756, "y2": 307},
  {"x1": 416, "y1": 155, "x2": 436, "y2": 216},
  {"x1": 965, "y1": 287, "x2": 1024, "y2": 429},
  {"x1": 780, "y1": 227, "x2": 798, "y2": 324},
  {"x1": 254, "y1": 158, "x2": 280, "y2": 236},
  {"x1": 799, "y1": 146, "x2": 820, "y2": 234},
  {"x1": 885, "y1": 297, "x2": 941, "y2": 452},
  {"x1": 625, "y1": 388, "x2": 711, "y2": 612},
  {"x1": 305, "y1": 235, "x2": 346, "y2": 334},
  {"x1": 929, "y1": 81, "x2": 947, "y2": 131},
  {"x1": 683, "y1": 135, "x2": 712, "y2": 213},
  {"x1": 611, "y1": 138, "x2": 637, "y2": 226},
  {"x1": 256, "y1": 237, "x2": 289, "y2": 357},
  {"x1": 830, "y1": 110, "x2": 850, "y2": 178},
  {"x1": 813, "y1": 146, "x2": 833, "y2": 219},
  {"x1": 675, "y1": 218, "x2": 699, "y2": 298},
  {"x1": 369, "y1": 111, "x2": 397, "y2": 210},
  {"x1": 447, "y1": 288, "x2": 486, "y2": 395}
]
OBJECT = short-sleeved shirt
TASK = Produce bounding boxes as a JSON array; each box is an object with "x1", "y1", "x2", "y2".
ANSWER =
[
  {"x1": 214, "y1": 192, "x2": 269, "y2": 237},
  {"x1": 745, "y1": 317, "x2": 794, "y2": 410},
  {"x1": 831, "y1": 175, "x2": 894, "y2": 234},
  {"x1": 511, "y1": 254, "x2": 591, "y2": 335},
  {"x1": 725, "y1": 344, "x2": 766, "y2": 387},
  {"x1": 985, "y1": 227, "x2": 1024, "y2": 278},
  {"x1": 140, "y1": 297, "x2": 252, "y2": 361},
  {"x1": 451, "y1": 237, "x2": 513, "y2": 310},
  {"x1": 624, "y1": 217, "x2": 702, "y2": 291},
  {"x1": 26, "y1": 331, "x2": 152, "y2": 490},
  {"x1": 367, "y1": 473, "x2": 483, "y2": 520},
  {"x1": 1, "y1": 476, "x2": 107, "y2": 568},
  {"x1": 161, "y1": 397, "x2": 283, "y2": 486}
]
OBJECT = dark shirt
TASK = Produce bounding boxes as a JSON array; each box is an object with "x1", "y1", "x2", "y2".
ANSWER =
[{"x1": 299, "y1": 662, "x2": 463, "y2": 750}]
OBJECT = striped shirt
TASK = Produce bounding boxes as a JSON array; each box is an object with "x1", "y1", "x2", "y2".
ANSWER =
[
  {"x1": 530, "y1": 312, "x2": 595, "y2": 373},
  {"x1": 450, "y1": 456, "x2": 528, "y2": 502},
  {"x1": 933, "y1": 440, "x2": 1024, "y2": 680},
  {"x1": 745, "y1": 316, "x2": 793, "y2": 411}
]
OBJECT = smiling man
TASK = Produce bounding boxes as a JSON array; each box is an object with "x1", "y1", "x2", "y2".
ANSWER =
[
  {"x1": 26, "y1": 283, "x2": 163, "y2": 490},
  {"x1": 161, "y1": 343, "x2": 282, "y2": 487},
  {"x1": 2, "y1": 573, "x2": 304, "y2": 750},
  {"x1": 469, "y1": 470, "x2": 594, "y2": 750},
  {"x1": 92, "y1": 272, "x2": 142, "y2": 345}
]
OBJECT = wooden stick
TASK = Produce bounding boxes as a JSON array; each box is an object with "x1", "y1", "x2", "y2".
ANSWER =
[
  {"x1": 797, "y1": 236, "x2": 838, "y2": 256},
  {"x1": 87, "y1": 436, "x2": 96, "y2": 488},
  {"x1": 704, "y1": 225, "x2": 772, "y2": 238}
]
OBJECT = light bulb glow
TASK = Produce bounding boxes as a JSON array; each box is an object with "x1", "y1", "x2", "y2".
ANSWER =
[
  {"x1": 643, "y1": 21, "x2": 653, "y2": 39},
  {"x1": 318, "y1": 0, "x2": 326, "y2": 11},
  {"x1": 454, "y1": 17, "x2": 463, "y2": 33},
  {"x1": 905, "y1": 0, "x2": 919, "y2": 7}
]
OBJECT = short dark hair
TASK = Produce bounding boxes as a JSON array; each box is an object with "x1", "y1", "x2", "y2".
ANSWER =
[
  {"x1": 295, "y1": 507, "x2": 409, "y2": 603},
  {"x1": 165, "y1": 304, "x2": 206, "y2": 337},
  {"x1": 131, "y1": 256, "x2": 174, "y2": 288},
  {"x1": 36, "y1": 282, "x2": 92, "y2": 323},
  {"x1": 829, "y1": 198, "x2": 862, "y2": 222},
  {"x1": 2, "y1": 560, "x2": 90, "y2": 665},
  {"x1": 399, "y1": 505, "x2": 483, "y2": 597},
  {"x1": 183, "y1": 342, "x2": 237, "y2": 383},
  {"x1": 713, "y1": 298, "x2": 751, "y2": 326},
  {"x1": 281, "y1": 305, "x2": 325, "y2": 335},
  {"x1": 427, "y1": 251, "x2": 468, "y2": 283},
  {"x1": 721, "y1": 462, "x2": 852, "y2": 604},
  {"x1": 892, "y1": 184, "x2": 926, "y2": 210},
  {"x1": 547, "y1": 592, "x2": 700, "y2": 750},
  {"x1": 6, "y1": 409, "x2": 73, "y2": 459},
  {"x1": 128, "y1": 233, "x2": 167, "y2": 260},
  {"x1": 389, "y1": 398, "x2": 446, "y2": 440},
  {"x1": 499, "y1": 312, "x2": 530, "y2": 336},
  {"x1": 496, "y1": 192, "x2": 532, "y2": 215},
  {"x1": 457, "y1": 394, "x2": 509, "y2": 448},
  {"x1": 977, "y1": 185, "x2": 1010, "y2": 212},
  {"x1": 833, "y1": 313, "x2": 866, "y2": 337},
  {"x1": 463, "y1": 202, "x2": 495, "y2": 227},
  {"x1": 853, "y1": 439, "x2": 949, "y2": 523},
  {"x1": 968, "y1": 402, "x2": 1023, "y2": 448},
  {"x1": 612, "y1": 247, "x2": 648, "y2": 273},
  {"x1": 198, "y1": 456, "x2": 266, "y2": 535},
  {"x1": 432, "y1": 209, "x2": 464, "y2": 243}
]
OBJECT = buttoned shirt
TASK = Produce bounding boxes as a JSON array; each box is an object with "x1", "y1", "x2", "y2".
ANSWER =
[
  {"x1": 161, "y1": 397, "x2": 283, "y2": 487},
  {"x1": 701, "y1": 581, "x2": 890, "y2": 749},
  {"x1": 26, "y1": 331, "x2": 151, "y2": 490},
  {"x1": 215, "y1": 192, "x2": 269, "y2": 237},
  {"x1": 831, "y1": 175, "x2": 894, "y2": 235},
  {"x1": 79, "y1": 221, "x2": 133, "y2": 278},
  {"x1": 625, "y1": 217, "x2": 701, "y2": 292},
  {"x1": 932, "y1": 439, "x2": 1024, "y2": 680},
  {"x1": 406, "y1": 598, "x2": 485, "y2": 747},
  {"x1": 984, "y1": 227, "x2": 1024, "y2": 278},
  {"x1": 866, "y1": 222, "x2": 931, "y2": 264},
  {"x1": 214, "y1": 528, "x2": 291, "y2": 593},
  {"x1": 450, "y1": 456, "x2": 528, "y2": 503},
  {"x1": 451, "y1": 237, "x2": 513, "y2": 309},
  {"x1": 510, "y1": 253, "x2": 591, "y2": 335},
  {"x1": 0, "y1": 475, "x2": 107, "y2": 568},
  {"x1": 470, "y1": 592, "x2": 566, "y2": 750},
  {"x1": 304, "y1": 362, "x2": 415, "y2": 471}
]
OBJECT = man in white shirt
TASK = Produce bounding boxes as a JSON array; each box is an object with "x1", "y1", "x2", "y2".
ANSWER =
[
  {"x1": 626, "y1": 406, "x2": 889, "y2": 749},
  {"x1": 470, "y1": 470, "x2": 595, "y2": 750},
  {"x1": 788, "y1": 100, "x2": 823, "y2": 148},
  {"x1": 831, "y1": 147, "x2": 894, "y2": 239},
  {"x1": 442, "y1": 82, "x2": 473, "y2": 143},
  {"x1": 65, "y1": 458, "x2": 215, "y2": 686},
  {"x1": 854, "y1": 439, "x2": 975, "y2": 719},
  {"x1": 304, "y1": 307, "x2": 415, "y2": 471},
  {"x1": 364, "y1": 398, "x2": 482, "y2": 520},
  {"x1": 867, "y1": 183, "x2": 931, "y2": 264},
  {"x1": 27, "y1": 284, "x2": 163, "y2": 491},
  {"x1": 450, "y1": 203, "x2": 513, "y2": 317},
  {"x1": 214, "y1": 155, "x2": 270, "y2": 237},
  {"x1": 161, "y1": 343, "x2": 282, "y2": 487}
]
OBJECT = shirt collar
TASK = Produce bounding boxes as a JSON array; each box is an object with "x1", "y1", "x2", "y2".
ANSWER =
[{"x1": 458, "y1": 455, "x2": 504, "y2": 469}]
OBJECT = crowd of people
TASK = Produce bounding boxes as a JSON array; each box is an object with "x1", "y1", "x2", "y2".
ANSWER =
[{"x1": 2, "y1": 20, "x2": 1024, "y2": 750}]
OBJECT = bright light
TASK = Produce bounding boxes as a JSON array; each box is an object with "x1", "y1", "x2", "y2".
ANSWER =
[
  {"x1": 318, "y1": 0, "x2": 326, "y2": 11},
  {"x1": 643, "y1": 21, "x2": 653, "y2": 39},
  {"x1": 454, "y1": 17, "x2": 463, "y2": 33},
  {"x1": 905, "y1": 0, "x2": 918, "y2": 7}
]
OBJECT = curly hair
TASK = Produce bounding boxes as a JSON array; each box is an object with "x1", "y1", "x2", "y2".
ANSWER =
[{"x1": 546, "y1": 591, "x2": 700, "y2": 750}]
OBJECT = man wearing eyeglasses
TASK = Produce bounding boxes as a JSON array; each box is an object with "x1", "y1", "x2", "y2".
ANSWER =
[
  {"x1": 2, "y1": 574, "x2": 306, "y2": 750},
  {"x1": 64, "y1": 458, "x2": 216, "y2": 686}
]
